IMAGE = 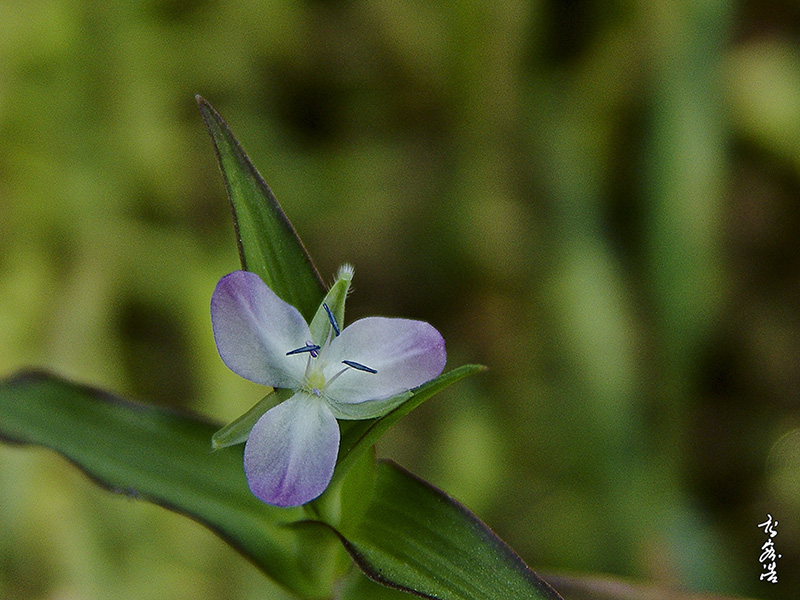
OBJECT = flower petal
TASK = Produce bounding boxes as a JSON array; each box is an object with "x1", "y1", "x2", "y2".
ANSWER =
[
  {"x1": 244, "y1": 393, "x2": 339, "y2": 507},
  {"x1": 211, "y1": 271, "x2": 310, "y2": 388},
  {"x1": 324, "y1": 317, "x2": 446, "y2": 404}
]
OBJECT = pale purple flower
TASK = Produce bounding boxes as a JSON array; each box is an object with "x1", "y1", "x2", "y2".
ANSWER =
[{"x1": 211, "y1": 269, "x2": 446, "y2": 507}]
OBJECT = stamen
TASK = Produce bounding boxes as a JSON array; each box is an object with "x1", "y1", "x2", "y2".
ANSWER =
[
  {"x1": 342, "y1": 360, "x2": 378, "y2": 374},
  {"x1": 318, "y1": 359, "x2": 380, "y2": 395},
  {"x1": 323, "y1": 303, "x2": 340, "y2": 336},
  {"x1": 286, "y1": 343, "x2": 321, "y2": 356},
  {"x1": 324, "y1": 367, "x2": 349, "y2": 388}
]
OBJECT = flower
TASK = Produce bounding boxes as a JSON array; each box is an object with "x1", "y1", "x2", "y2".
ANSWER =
[{"x1": 211, "y1": 268, "x2": 446, "y2": 507}]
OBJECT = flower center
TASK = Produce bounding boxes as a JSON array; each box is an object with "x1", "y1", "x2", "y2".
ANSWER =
[
  {"x1": 285, "y1": 303, "x2": 377, "y2": 397},
  {"x1": 306, "y1": 369, "x2": 327, "y2": 396}
]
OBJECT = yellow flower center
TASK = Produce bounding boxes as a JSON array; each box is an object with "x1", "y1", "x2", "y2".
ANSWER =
[{"x1": 306, "y1": 369, "x2": 326, "y2": 394}]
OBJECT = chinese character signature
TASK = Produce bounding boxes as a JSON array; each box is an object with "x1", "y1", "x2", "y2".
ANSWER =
[{"x1": 757, "y1": 514, "x2": 780, "y2": 584}]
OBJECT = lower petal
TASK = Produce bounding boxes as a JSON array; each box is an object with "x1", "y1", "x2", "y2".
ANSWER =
[{"x1": 244, "y1": 393, "x2": 339, "y2": 507}]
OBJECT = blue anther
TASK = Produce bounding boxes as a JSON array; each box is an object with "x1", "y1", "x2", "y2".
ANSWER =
[
  {"x1": 323, "y1": 303, "x2": 340, "y2": 336},
  {"x1": 286, "y1": 343, "x2": 321, "y2": 356},
  {"x1": 342, "y1": 360, "x2": 377, "y2": 374}
]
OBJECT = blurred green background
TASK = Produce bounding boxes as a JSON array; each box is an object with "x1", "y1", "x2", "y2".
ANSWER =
[{"x1": 1, "y1": 1, "x2": 799, "y2": 599}]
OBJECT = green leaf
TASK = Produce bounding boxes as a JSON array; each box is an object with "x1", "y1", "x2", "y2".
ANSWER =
[
  {"x1": 333, "y1": 364, "x2": 486, "y2": 485},
  {"x1": 328, "y1": 391, "x2": 413, "y2": 421},
  {"x1": 0, "y1": 370, "x2": 565, "y2": 600},
  {"x1": 312, "y1": 365, "x2": 485, "y2": 536},
  {"x1": 0, "y1": 370, "x2": 339, "y2": 599},
  {"x1": 339, "y1": 569, "x2": 424, "y2": 600},
  {"x1": 211, "y1": 389, "x2": 290, "y2": 449},
  {"x1": 334, "y1": 460, "x2": 564, "y2": 600},
  {"x1": 197, "y1": 96, "x2": 326, "y2": 322}
]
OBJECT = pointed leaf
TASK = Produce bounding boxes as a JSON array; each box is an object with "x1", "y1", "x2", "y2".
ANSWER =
[
  {"x1": 212, "y1": 389, "x2": 290, "y2": 449},
  {"x1": 335, "y1": 460, "x2": 564, "y2": 600},
  {"x1": 197, "y1": 96, "x2": 325, "y2": 321},
  {"x1": 0, "y1": 370, "x2": 563, "y2": 600},
  {"x1": 327, "y1": 391, "x2": 413, "y2": 421},
  {"x1": 333, "y1": 364, "x2": 485, "y2": 485},
  {"x1": 0, "y1": 371, "x2": 338, "y2": 599}
]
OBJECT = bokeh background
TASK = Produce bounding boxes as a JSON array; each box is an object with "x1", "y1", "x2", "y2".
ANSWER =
[{"x1": 1, "y1": 1, "x2": 799, "y2": 599}]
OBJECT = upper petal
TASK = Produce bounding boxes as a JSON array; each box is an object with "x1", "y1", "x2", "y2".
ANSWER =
[
  {"x1": 324, "y1": 317, "x2": 446, "y2": 404},
  {"x1": 211, "y1": 271, "x2": 310, "y2": 388},
  {"x1": 243, "y1": 393, "x2": 339, "y2": 507}
]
